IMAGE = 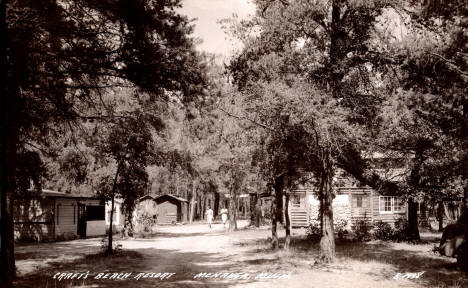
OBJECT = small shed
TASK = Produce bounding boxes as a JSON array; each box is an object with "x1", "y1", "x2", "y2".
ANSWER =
[
  {"x1": 155, "y1": 194, "x2": 188, "y2": 224},
  {"x1": 14, "y1": 189, "x2": 106, "y2": 241},
  {"x1": 136, "y1": 194, "x2": 188, "y2": 224}
]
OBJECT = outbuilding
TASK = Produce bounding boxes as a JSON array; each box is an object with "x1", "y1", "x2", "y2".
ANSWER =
[
  {"x1": 14, "y1": 189, "x2": 106, "y2": 241},
  {"x1": 136, "y1": 194, "x2": 188, "y2": 224}
]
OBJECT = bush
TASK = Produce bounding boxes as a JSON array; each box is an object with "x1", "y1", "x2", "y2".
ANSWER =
[
  {"x1": 306, "y1": 218, "x2": 321, "y2": 241},
  {"x1": 352, "y1": 220, "x2": 373, "y2": 242},
  {"x1": 307, "y1": 218, "x2": 349, "y2": 241},
  {"x1": 392, "y1": 217, "x2": 410, "y2": 242},
  {"x1": 334, "y1": 219, "x2": 349, "y2": 240},
  {"x1": 373, "y1": 221, "x2": 395, "y2": 241},
  {"x1": 137, "y1": 212, "x2": 157, "y2": 233}
]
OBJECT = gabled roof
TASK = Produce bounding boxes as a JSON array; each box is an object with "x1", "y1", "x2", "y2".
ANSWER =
[
  {"x1": 139, "y1": 194, "x2": 188, "y2": 202},
  {"x1": 139, "y1": 194, "x2": 155, "y2": 201},
  {"x1": 157, "y1": 194, "x2": 188, "y2": 202}
]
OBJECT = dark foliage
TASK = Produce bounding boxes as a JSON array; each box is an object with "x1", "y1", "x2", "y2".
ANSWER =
[
  {"x1": 306, "y1": 218, "x2": 321, "y2": 241},
  {"x1": 352, "y1": 220, "x2": 373, "y2": 242},
  {"x1": 373, "y1": 221, "x2": 395, "y2": 241}
]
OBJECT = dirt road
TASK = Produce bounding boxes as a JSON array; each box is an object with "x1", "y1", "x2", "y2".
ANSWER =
[{"x1": 14, "y1": 221, "x2": 467, "y2": 288}]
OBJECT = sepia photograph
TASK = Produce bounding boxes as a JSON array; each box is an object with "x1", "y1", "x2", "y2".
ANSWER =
[{"x1": 0, "y1": 0, "x2": 467, "y2": 287}]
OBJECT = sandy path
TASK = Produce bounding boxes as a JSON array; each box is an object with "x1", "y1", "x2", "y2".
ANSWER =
[{"x1": 14, "y1": 222, "x2": 466, "y2": 288}]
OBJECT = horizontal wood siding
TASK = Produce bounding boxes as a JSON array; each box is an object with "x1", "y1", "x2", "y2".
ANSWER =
[
  {"x1": 14, "y1": 223, "x2": 55, "y2": 241},
  {"x1": 290, "y1": 208, "x2": 308, "y2": 227},
  {"x1": 14, "y1": 198, "x2": 55, "y2": 241},
  {"x1": 287, "y1": 169, "x2": 409, "y2": 227},
  {"x1": 162, "y1": 213, "x2": 177, "y2": 224},
  {"x1": 349, "y1": 193, "x2": 372, "y2": 225},
  {"x1": 157, "y1": 200, "x2": 178, "y2": 224}
]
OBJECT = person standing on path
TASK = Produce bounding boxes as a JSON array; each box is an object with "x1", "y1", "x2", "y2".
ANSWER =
[
  {"x1": 221, "y1": 207, "x2": 228, "y2": 228},
  {"x1": 206, "y1": 207, "x2": 214, "y2": 229}
]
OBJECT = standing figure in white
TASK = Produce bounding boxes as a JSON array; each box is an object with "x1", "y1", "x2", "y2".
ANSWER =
[
  {"x1": 221, "y1": 206, "x2": 228, "y2": 228},
  {"x1": 205, "y1": 206, "x2": 214, "y2": 229}
]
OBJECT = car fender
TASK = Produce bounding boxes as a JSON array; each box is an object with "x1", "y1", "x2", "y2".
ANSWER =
[{"x1": 440, "y1": 234, "x2": 466, "y2": 257}]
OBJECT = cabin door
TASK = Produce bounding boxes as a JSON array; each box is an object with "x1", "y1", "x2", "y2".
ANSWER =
[{"x1": 77, "y1": 203, "x2": 87, "y2": 238}]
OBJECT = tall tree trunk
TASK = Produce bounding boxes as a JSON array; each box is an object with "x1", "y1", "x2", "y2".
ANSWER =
[
  {"x1": 214, "y1": 192, "x2": 220, "y2": 217},
  {"x1": 0, "y1": 0, "x2": 16, "y2": 285},
  {"x1": 122, "y1": 205, "x2": 134, "y2": 238},
  {"x1": 276, "y1": 190, "x2": 283, "y2": 225},
  {"x1": 319, "y1": 173, "x2": 335, "y2": 262},
  {"x1": 189, "y1": 182, "x2": 195, "y2": 223},
  {"x1": 107, "y1": 160, "x2": 123, "y2": 254},
  {"x1": 464, "y1": 181, "x2": 468, "y2": 212},
  {"x1": 249, "y1": 193, "x2": 257, "y2": 226},
  {"x1": 274, "y1": 176, "x2": 283, "y2": 226},
  {"x1": 407, "y1": 148, "x2": 423, "y2": 242},
  {"x1": 318, "y1": 0, "x2": 341, "y2": 262},
  {"x1": 284, "y1": 192, "x2": 291, "y2": 249},
  {"x1": 255, "y1": 195, "x2": 261, "y2": 227},
  {"x1": 271, "y1": 176, "x2": 283, "y2": 248},
  {"x1": 271, "y1": 192, "x2": 278, "y2": 249},
  {"x1": 229, "y1": 192, "x2": 238, "y2": 231},
  {"x1": 463, "y1": 142, "x2": 468, "y2": 212},
  {"x1": 437, "y1": 201, "x2": 444, "y2": 232},
  {"x1": 108, "y1": 193, "x2": 115, "y2": 252},
  {"x1": 200, "y1": 195, "x2": 205, "y2": 220},
  {"x1": 463, "y1": 100, "x2": 468, "y2": 212},
  {"x1": 407, "y1": 197, "x2": 421, "y2": 242}
]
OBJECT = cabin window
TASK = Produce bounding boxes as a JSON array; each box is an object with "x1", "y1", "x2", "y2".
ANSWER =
[
  {"x1": 395, "y1": 199, "x2": 402, "y2": 212},
  {"x1": 356, "y1": 195, "x2": 363, "y2": 208},
  {"x1": 86, "y1": 205, "x2": 105, "y2": 221},
  {"x1": 292, "y1": 195, "x2": 302, "y2": 208},
  {"x1": 379, "y1": 196, "x2": 402, "y2": 214}
]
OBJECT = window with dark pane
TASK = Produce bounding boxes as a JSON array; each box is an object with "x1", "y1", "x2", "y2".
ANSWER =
[
  {"x1": 356, "y1": 195, "x2": 363, "y2": 208},
  {"x1": 86, "y1": 205, "x2": 105, "y2": 221}
]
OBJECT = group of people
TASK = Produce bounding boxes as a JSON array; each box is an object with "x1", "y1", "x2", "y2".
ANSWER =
[{"x1": 205, "y1": 206, "x2": 228, "y2": 229}]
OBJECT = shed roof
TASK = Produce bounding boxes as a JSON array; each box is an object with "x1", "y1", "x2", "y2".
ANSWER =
[{"x1": 41, "y1": 189, "x2": 100, "y2": 200}]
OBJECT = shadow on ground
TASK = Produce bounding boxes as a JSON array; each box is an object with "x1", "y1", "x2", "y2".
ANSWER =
[
  {"x1": 337, "y1": 241, "x2": 468, "y2": 287},
  {"x1": 240, "y1": 236, "x2": 468, "y2": 288},
  {"x1": 13, "y1": 230, "x2": 468, "y2": 288},
  {"x1": 134, "y1": 231, "x2": 227, "y2": 239},
  {"x1": 14, "y1": 246, "x2": 269, "y2": 288},
  {"x1": 15, "y1": 239, "x2": 101, "y2": 261}
]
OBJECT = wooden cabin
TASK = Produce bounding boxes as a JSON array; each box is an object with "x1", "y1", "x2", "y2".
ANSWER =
[
  {"x1": 136, "y1": 194, "x2": 188, "y2": 224},
  {"x1": 14, "y1": 190, "x2": 106, "y2": 242},
  {"x1": 287, "y1": 170, "x2": 407, "y2": 228}
]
